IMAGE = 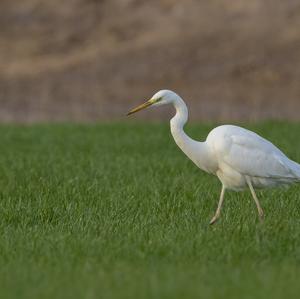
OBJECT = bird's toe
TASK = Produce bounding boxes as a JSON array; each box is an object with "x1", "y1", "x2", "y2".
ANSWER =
[
  {"x1": 209, "y1": 216, "x2": 218, "y2": 225},
  {"x1": 259, "y1": 211, "x2": 264, "y2": 221}
]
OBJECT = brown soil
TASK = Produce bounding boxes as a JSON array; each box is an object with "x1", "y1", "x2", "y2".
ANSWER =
[{"x1": 1, "y1": 0, "x2": 300, "y2": 122}]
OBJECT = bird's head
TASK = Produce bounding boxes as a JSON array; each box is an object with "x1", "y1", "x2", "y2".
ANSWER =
[{"x1": 127, "y1": 90, "x2": 179, "y2": 115}]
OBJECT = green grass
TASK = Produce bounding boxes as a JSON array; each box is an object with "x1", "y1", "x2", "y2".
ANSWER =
[{"x1": 0, "y1": 121, "x2": 300, "y2": 299}]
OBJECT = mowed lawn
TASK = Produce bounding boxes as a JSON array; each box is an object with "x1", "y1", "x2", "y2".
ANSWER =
[{"x1": 0, "y1": 122, "x2": 300, "y2": 299}]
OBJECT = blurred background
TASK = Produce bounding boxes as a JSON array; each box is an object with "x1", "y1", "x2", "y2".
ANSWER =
[{"x1": 1, "y1": 0, "x2": 300, "y2": 122}]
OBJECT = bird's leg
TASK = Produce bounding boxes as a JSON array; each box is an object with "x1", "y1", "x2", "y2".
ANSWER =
[
  {"x1": 210, "y1": 185, "x2": 226, "y2": 225},
  {"x1": 246, "y1": 177, "x2": 264, "y2": 221}
]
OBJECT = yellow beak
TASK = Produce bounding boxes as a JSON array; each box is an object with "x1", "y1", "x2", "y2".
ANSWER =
[{"x1": 127, "y1": 99, "x2": 154, "y2": 116}]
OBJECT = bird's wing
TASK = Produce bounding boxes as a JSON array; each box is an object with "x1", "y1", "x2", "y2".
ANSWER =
[{"x1": 214, "y1": 130, "x2": 296, "y2": 179}]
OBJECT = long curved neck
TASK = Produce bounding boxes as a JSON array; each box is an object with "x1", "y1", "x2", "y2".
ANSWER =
[
  {"x1": 170, "y1": 97, "x2": 213, "y2": 173},
  {"x1": 170, "y1": 97, "x2": 196, "y2": 149}
]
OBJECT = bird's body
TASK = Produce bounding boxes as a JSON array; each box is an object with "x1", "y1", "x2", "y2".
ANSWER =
[
  {"x1": 173, "y1": 124, "x2": 300, "y2": 191},
  {"x1": 128, "y1": 90, "x2": 300, "y2": 224}
]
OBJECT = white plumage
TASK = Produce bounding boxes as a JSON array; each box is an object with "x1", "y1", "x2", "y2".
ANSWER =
[
  {"x1": 128, "y1": 90, "x2": 300, "y2": 224},
  {"x1": 206, "y1": 125, "x2": 300, "y2": 189}
]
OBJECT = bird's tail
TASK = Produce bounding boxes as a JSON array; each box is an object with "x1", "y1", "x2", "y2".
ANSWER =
[{"x1": 289, "y1": 159, "x2": 300, "y2": 180}]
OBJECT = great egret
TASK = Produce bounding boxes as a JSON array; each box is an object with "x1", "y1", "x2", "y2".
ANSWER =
[{"x1": 127, "y1": 90, "x2": 300, "y2": 224}]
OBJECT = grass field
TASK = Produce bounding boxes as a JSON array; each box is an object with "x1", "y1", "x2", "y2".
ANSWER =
[{"x1": 0, "y1": 122, "x2": 300, "y2": 299}]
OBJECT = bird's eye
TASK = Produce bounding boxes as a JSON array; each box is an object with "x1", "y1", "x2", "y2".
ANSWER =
[{"x1": 156, "y1": 97, "x2": 162, "y2": 102}]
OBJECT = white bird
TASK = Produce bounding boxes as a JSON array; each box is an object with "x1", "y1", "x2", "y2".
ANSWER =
[{"x1": 127, "y1": 90, "x2": 300, "y2": 224}]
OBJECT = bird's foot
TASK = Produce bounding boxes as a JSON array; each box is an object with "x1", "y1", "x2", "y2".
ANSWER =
[
  {"x1": 258, "y1": 210, "x2": 264, "y2": 222},
  {"x1": 209, "y1": 215, "x2": 219, "y2": 225}
]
